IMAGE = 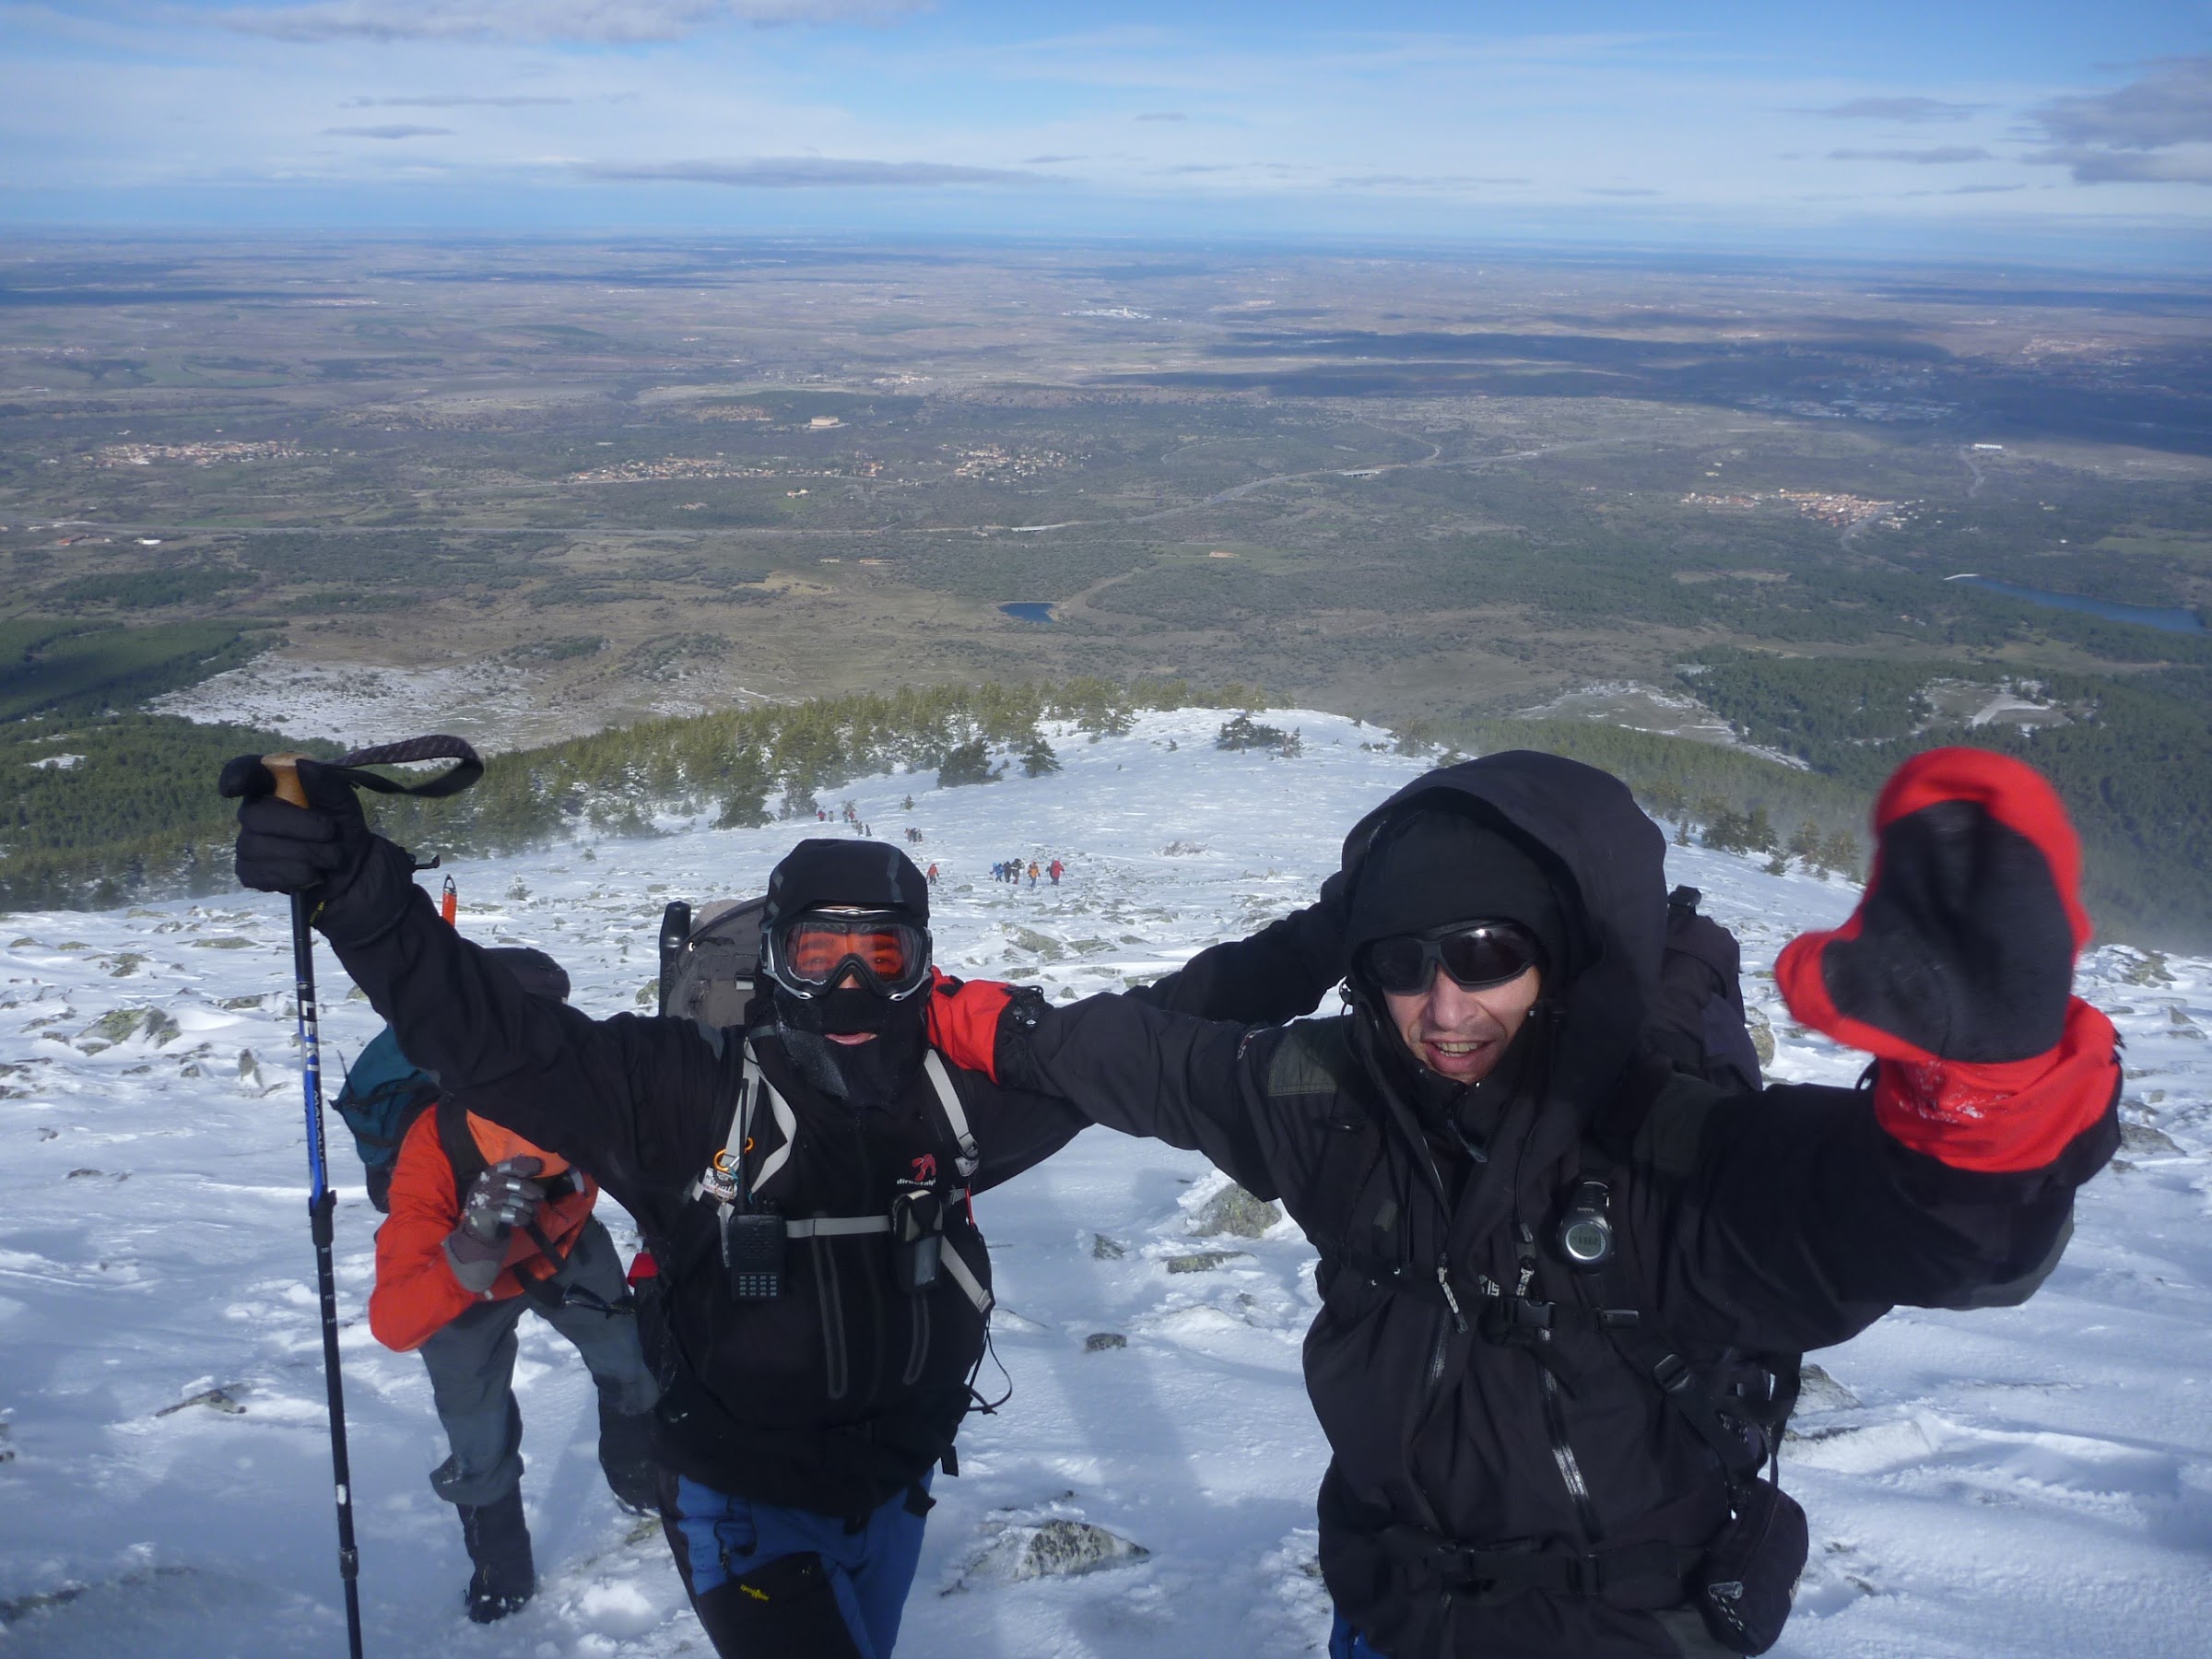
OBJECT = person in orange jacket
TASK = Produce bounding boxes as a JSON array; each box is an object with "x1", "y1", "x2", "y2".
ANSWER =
[{"x1": 367, "y1": 947, "x2": 659, "y2": 1624}]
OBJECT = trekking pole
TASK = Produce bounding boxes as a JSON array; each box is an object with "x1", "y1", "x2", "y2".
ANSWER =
[
  {"x1": 224, "y1": 735, "x2": 482, "y2": 1659},
  {"x1": 265, "y1": 755, "x2": 367, "y2": 1659}
]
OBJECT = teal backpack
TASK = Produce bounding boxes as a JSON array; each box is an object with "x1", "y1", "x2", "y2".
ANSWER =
[{"x1": 332, "y1": 1026, "x2": 441, "y2": 1212}]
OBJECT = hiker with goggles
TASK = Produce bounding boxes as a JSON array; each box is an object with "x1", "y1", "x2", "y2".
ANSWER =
[
  {"x1": 229, "y1": 779, "x2": 1093, "y2": 1659},
  {"x1": 924, "y1": 749, "x2": 2119, "y2": 1659}
]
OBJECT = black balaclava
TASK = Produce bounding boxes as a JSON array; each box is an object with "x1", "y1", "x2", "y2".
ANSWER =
[
  {"x1": 1344, "y1": 807, "x2": 1572, "y2": 1135},
  {"x1": 761, "y1": 839, "x2": 932, "y2": 1106}
]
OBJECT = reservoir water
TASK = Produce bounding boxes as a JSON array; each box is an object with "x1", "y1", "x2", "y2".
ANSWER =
[
  {"x1": 1947, "y1": 576, "x2": 2205, "y2": 635},
  {"x1": 999, "y1": 602, "x2": 1055, "y2": 624}
]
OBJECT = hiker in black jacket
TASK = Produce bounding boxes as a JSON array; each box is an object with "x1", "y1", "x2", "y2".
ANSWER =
[
  {"x1": 228, "y1": 779, "x2": 1090, "y2": 1659},
  {"x1": 924, "y1": 747, "x2": 2120, "y2": 1659}
]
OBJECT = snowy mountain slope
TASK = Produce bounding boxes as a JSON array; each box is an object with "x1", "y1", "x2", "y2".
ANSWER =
[{"x1": 0, "y1": 709, "x2": 2206, "y2": 1658}]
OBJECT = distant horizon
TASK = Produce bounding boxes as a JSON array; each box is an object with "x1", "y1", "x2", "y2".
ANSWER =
[
  {"x1": 5, "y1": 221, "x2": 2208, "y2": 282},
  {"x1": 6, "y1": 4, "x2": 2208, "y2": 269}
]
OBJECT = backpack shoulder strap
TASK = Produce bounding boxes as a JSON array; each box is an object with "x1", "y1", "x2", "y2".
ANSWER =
[
  {"x1": 688, "y1": 1038, "x2": 797, "y2": 1204},
  {"x1": 921, "y1": 1050, "x2": 981, "y2": 1183},
  {"x1": 1571, "y1": 1138, "x2": 1782, "y2": 1488},
  {"x1": 436, "y1": 1093, "x2": 488, "y2": 1201},
  {"x1": 1264, "y1": 1016, "x2": 1359, "y2": 1101}
]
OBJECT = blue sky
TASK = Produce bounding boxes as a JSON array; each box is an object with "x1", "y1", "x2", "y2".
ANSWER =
[{"x1": 4, "y1": 1, "x2": 2209, "y2": 260}]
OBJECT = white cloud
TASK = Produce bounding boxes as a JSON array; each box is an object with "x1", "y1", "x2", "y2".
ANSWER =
[
  {"x1": 2025, "y1": 57, "x2": 2212, "y2": 187},
  {"x1": 219, "y1": 0, "x2": 923, "y2": 46},
  {"x1": 575, "y1": 156, "x2": 1040, "y2": 187},
  {"x1": 1803, "y1": 96, "x2": 1983, "y2": 123},
  {"x1": 322, "y1": 123, "x2": 453, "y2": 136},
  {"x1": 1827, "y1": 146, "x2": 1991, "y2": 164},
  {"x1": 342, "y1": 93, "x2": 572, "y2": 106}
]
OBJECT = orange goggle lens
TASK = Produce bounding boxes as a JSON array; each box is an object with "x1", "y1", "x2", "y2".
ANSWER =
[{"x1": 784, "y1": 924, "x2": 917, "y2": 983}]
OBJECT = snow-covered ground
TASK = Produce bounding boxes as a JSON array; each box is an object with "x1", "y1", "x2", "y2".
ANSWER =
[
  {"x1": 149, "y1": 653, "x2": 777, "y2": 755},
  {"x1": 1, "y1": 708, "x2": 2207, "y2": 1658}
]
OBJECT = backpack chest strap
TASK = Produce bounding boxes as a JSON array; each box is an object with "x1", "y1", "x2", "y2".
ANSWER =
[{"x1": 690, "y1": 1041, "x2": 993, "y2": 1317}]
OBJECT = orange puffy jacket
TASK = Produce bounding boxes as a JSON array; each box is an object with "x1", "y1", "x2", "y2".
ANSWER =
[{"x1": 368, "y1": 1104, "x2": 600, "y2": 1353}]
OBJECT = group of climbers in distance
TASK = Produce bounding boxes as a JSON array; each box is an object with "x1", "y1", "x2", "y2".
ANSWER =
[
  {"x1": 988, "y1": 856, "x2": 1065, "y2": 888},
  {"x1": 235, "y1": 735, "x2": 2119, "y2": 1659}
]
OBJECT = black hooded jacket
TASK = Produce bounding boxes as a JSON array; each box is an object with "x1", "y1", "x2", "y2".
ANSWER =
[
  {"x1": 307, "y1": 842, "x2": 1090, "y2": 1520},
  {"x1": 1012, "y1": 753, "x2": 2116, "y2": 1659}
]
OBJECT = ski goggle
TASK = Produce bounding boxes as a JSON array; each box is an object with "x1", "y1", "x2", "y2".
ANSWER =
[
  {"x1": 767, "y1": 912, "x2": 932, "y2": 1000},
  {"x1": 1359, "y1": 922, "x2": 1544, "y2": 998}
]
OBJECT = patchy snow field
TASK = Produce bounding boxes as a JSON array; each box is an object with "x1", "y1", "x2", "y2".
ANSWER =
[{"x1": 0, "y1": 709, "x2": 2206, "y2": 1657}]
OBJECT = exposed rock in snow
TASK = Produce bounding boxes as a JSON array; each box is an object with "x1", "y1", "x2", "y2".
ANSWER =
[
  {"x1": 960, "y1": 1518, "x2": 1150, "y2": 1585},
  {"x1": 1191, "y1": 1182, "x2": 1283, "y2": 1240}
]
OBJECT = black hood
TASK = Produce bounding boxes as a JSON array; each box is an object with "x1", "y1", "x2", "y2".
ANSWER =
[{"x1": 1336, "y1": 749, "x2": 1668, "y2": 1146}]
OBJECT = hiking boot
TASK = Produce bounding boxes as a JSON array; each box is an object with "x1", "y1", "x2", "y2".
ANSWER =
[{"x1": 458, "y1": 1488, "x2": 535, "y2": 1623}]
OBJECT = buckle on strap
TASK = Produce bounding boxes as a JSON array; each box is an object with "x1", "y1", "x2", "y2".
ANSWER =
[
  {"x1": 1653, "y1": 1351, "x2": 1699, "y2": 1395},
  {"x1": 922, "y1": 1050, "x2": 982, "y2": 1182}
]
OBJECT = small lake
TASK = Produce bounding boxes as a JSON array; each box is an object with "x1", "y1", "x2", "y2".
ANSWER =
[
  {"x1": 1947, "y1": 576, "x2": 2206, "y2": 635},
  {"x1": 998, "y1": 602, "x2": 1055, "y2": 624}
]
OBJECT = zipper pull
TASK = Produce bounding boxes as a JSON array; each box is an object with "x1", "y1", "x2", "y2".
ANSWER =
[{"x1": 1436, "y1": 1262, "x2": 1468, "y2": 1333}]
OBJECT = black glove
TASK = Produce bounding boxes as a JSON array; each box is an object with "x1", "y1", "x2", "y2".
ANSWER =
[{"x1": 223, "y1": 756, "x2": 372, "y2": 900}]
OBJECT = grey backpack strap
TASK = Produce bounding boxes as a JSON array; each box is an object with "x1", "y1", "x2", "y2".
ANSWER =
[
  {"x1": 688, "y1": 1040, "x2": 797, "y2": 1204},
  {"x1": 922, "y1": 1050, "x2": 981, "y2": 1183},
  {"x1": 939, "y1": 1234, "x2": 993, "y2": 1316}
]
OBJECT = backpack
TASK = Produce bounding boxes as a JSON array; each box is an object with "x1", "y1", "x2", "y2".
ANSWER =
[
  {"x1": 658, "y1": 896, "x2": 771, "y2": 1026},
  {"x1": 333, "y1": 1026, "x2": 441, "y2": 1213},
  {"x1": 1649, "y1": 886, "x2": 1762, "y2": 1096}
]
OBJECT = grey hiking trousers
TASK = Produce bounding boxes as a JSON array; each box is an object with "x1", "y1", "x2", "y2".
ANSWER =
[{"x1": 419, "y1": 1216, "x2": 659, "y2": 1507}]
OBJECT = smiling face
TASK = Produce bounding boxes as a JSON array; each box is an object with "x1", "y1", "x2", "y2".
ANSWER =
[{"x1": 1382, "y1": 965, "x2": 1544, "y2": 1084}]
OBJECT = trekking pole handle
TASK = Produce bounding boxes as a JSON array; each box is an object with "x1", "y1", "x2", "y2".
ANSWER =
[{"x1": 263, "y1": 753, "x2": 315, "y2": 811}]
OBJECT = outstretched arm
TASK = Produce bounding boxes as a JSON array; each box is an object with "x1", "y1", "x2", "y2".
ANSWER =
[
  {"x1": 1641, "y1": 748, "x2": 2118, "y2": 1352},
  {"x1": 929, "y1": 977, "x2": 1294, "y2": 1200},
  {"x1": 1132, "y1": 870, "x2": 1349, "y2": 1025}
]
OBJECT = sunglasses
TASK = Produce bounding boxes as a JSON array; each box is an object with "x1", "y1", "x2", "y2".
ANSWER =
[
  {"x1": 770, "y1": 912, "x2": 932, "y2": 999},
  {"x1": 1359, "y1": 922, "x2": 1543, "y2": 997}
]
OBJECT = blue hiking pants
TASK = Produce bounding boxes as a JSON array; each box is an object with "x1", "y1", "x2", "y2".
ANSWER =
[
  {"x1": 663, "y1": 1473, "x2": 932, "y2": 1658},
  {"x1": 1330, "y1": 1613, "x2": 1389, "y2": 1658}
]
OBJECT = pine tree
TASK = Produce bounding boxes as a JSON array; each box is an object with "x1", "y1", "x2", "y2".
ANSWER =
[
  {"x1": 1020, "y1": 734, "x2": 1061, "y2": 777},
  {"x1": 938, "y1": 738, "x2": 1000, "y2": 788},
  {"x1": 1788, "y1": 818, "x2": 1822, "y2": 871}
]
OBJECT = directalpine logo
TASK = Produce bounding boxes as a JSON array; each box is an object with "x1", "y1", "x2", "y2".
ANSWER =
[{"x1": 912, "y1": 1153, "x2": 937, "y2": 1183}]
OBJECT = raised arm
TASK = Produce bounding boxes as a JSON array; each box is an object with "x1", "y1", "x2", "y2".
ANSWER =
[
  {"x1": 1635, "y1": 748, "x2": 2120, "y2": 1352},
  {"x1": 232, "y1": 759, "x2": 721, "y2": 1201}
]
